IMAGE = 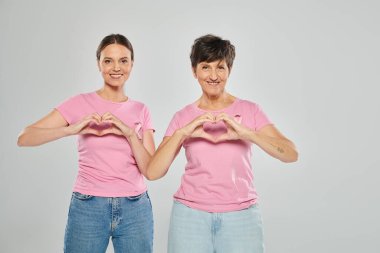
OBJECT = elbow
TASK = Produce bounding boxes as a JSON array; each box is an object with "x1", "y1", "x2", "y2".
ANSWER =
[
  {"x1": 145, "y1": 164, "x2": 166, "y2": 181},
  {"x1": 145, "y1": 169, "x2": 155, "y2": 181},
  {"x1": 278, "y1": 150, "x2": 298, "y2": 163},
  {"x1": 17, "y1": 132, "x2": 27, "y2": 147},
  {"x1": 17, "y1": 127, "x2": 34, "y2": 147},
  {"x1": 145, "y1": 171, "x2": 162, "y2": 181},
  {"x1": 282, "y1": 150, "x2": 298, "y2": 163},
  {"x1": 145, "y1": 175, "x2": 158, "y2": 181},
  {"x1": 145, "y1": 164, "x2": 153, "y2": 180},
  {"x1": 283, "y1": 157, "x2": 298, "y2": 163}
]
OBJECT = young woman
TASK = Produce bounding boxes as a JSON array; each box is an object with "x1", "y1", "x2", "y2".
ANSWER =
[
  {"x1": 18, "y1": 34, "x2": 155, "y2": 253},
  {"x1": 147, "y1": 34, "x2": 298, "y2": 253}
]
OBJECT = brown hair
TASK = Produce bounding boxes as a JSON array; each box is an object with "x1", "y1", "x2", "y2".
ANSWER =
[
  {"x1": 96, "y1": 34, "x2": 134, "y2": 61},
  {"x1": 190, "y1": 34, "x2": 235, "y2": 71}
]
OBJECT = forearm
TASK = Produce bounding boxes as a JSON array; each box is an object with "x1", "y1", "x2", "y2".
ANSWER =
[
  {"x1": 245, "y1": 130, "x2": 298, "y2": 163},
  {"x1": 126, "y1": 133, "x2": 153, "y2": 178},
  {"x1": 146, "y1": 130, "x2": 186, "y2": 180},
  {"x1": 17, "y1": 126, "x2": 72, "y2": 146}
]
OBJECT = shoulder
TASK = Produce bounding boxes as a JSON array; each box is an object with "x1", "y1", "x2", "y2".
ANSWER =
[
  {"x1": 234, "y1": 98, "x2": 262, "y2": 112},
  {"x1": 172, "y1": 103, "x2": 196, "y2": 119},
  {"x1": 236, "y1": 98, "x2": 259, "y2": 108},
  {"x1": 58, "y1": 92, "x2": 88, "y2": 107},
  {"x1": 67, "y1": 92, "x2": 98, "y2": 101},
  {"x1": 126, "y1": 99, "x2": 153, "y2": 117},
  {"x1": 127, "y1": 98, "x2": 149, "y2": 110}
]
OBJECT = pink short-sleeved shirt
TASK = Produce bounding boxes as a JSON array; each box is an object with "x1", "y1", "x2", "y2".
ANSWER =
[
  {"x1": 56, "y1": 92, "x2": 154, "y2": 197},
  {"x1": 165, "y1": 98, "x2": 272, "y2": 212}
]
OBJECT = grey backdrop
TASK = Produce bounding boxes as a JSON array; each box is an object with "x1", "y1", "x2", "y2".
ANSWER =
[{"x1": 1, "y1": 0, "x2": 379, "y2": 252}]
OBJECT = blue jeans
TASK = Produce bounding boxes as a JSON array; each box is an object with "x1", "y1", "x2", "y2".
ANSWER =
[
  {"x1": 64, "y1": 191, "x2": 153, "y2": 253},
  {"x1": 168, "y1": 201, "x2": 264, "y2": 253}
]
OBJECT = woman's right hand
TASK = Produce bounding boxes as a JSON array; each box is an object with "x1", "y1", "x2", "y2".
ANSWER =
[
  {"x1": 179, "y1": 113, "x2": 215, "y2": 140},
  {"x1": 66, "y1": 113, "x2": 103, "y2": 135}
]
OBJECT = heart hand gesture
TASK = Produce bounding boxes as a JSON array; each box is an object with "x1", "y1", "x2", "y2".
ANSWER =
[
  {"x1": 183, "y1": 113, "x2": 251, "y2": 143},
  {"x1": 68, "y1": 112, "x2": 133, "y2": 137}
]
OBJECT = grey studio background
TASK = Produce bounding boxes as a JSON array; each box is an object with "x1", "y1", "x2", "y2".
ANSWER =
[{"x1": 1, "y1": 0, "x2": 379, "y2": 252}]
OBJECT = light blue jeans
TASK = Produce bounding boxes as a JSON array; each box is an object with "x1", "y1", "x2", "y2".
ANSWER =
[
  {"x1": 64, "y1": 191, "x2": 153, "y2": 253},
  {"x1": 168, "y1": 201, "x2": 264, "y2": 253}
]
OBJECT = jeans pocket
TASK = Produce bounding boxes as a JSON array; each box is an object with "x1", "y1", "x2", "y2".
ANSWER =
[
  {"x1": 126, "y1": 192, "x2": 146, "y2": 201},
  {"x1": 72, "y1": 192, "x2": 94, "y2": 200}
]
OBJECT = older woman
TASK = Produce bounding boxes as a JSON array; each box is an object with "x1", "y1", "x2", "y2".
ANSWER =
[
  {"x1": 147, "y1": 34, "x2": 298, "y2": 253},
  {"x1": 18, "y1": 34, "x2": 155, "y2": 253}
]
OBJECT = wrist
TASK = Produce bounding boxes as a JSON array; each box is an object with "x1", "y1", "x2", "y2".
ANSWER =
[
  {"x1": 63, "y1": 125, "x2": 75, "y2": 136},
  {"x1": 176, "y1": 128, "x2": 189, "y2": 138},
  {"x1": 125, "y1": 131, "x2": 138, "y2": 141},
  {"x1": 242, "y1": 128, "x2": 257, "y2": 142},
  {"x1": 174, "y1": 128, "x2": 189, "y2": 142}
]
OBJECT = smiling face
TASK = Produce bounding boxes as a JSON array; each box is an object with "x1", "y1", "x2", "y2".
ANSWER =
[
  {"x1": 193, "y1": 60, "x2": 230, "y2": 98},
  {"x1": 98, "y1": 44, "x2": 133, "y2": 88}
]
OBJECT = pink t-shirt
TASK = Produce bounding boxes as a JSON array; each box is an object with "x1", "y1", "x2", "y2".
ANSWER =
[
  {"x1": 165, "y1": 98, "x2": 272, "y2": 212},
  {"x1": 56, "y1": 92, "x2": 154, "y2": 197}
]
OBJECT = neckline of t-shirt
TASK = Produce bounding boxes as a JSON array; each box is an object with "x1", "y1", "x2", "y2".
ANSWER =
[
  {"x1": 92, "y1": 91, "x2": 131, "y2": 105},
  {"x1": 192, "y1": 97, "x2": 240, "y2": 113}
]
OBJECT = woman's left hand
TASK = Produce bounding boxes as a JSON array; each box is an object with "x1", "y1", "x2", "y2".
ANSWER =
[
  {"x1": 101, "y1": 112, "x2": 134, "y2": 138},
  {"x1": 214, "y1": 113, "x2": 252, "y2": 142}
]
